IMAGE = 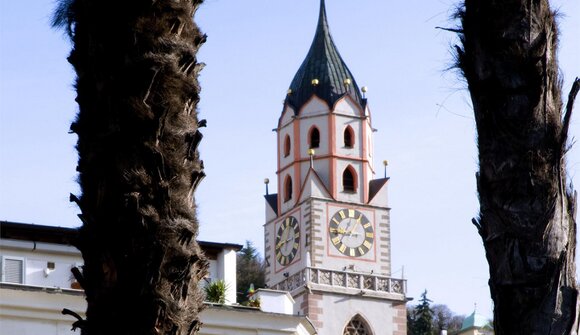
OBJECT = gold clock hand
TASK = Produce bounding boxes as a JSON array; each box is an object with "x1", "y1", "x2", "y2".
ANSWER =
[
  {"x1": 346, "y1": 218, "x2": 362, "y2": 236},
  {"x1": 340, "y1": 218, "x2": 354, "y2": 242},
  {"x1": 284, "y1": 235, "x2": 294, "y2": 253},
  {"x1": 330, "y1": 227, "x2": 347, "y2": 234},
  {"x1": 277, "y1": 227, "x2": 290, "y2": 248}
]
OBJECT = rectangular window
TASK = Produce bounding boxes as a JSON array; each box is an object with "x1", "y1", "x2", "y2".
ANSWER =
[{"x1": 1, "y1": 256, "x2": 25, "y2": 284}]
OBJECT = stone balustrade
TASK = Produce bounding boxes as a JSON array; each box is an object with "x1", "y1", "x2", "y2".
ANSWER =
[{"x1": 272, "y1": 267, "x2": 406, "y2": 296}]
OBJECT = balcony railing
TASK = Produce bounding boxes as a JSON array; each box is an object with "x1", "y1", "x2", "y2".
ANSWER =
[{"x1": 272, "y1": 267, "x2": 406, "y2": 295}]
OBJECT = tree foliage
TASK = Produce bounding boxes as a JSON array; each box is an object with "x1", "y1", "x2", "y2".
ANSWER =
[
  {"x1": 236, "y1": 240, "x2": 266, "y2": 304},
  {"x1": 408, "y1": 292, "x2": 465, "y2": 335},
  {"x1": 408, "y1": 290, "x2": 434, "y2": 335},
  {"x1": 432, "y1": 304, "x2": 464, "y2": 333}
]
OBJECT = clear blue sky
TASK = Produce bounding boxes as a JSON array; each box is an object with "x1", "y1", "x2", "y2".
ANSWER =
[{"x1": 1, "y1": 0, "x2": 579, "y2": 321}]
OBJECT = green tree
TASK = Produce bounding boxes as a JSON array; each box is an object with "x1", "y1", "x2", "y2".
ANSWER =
[
  {"x1": 236, "y1": 240, "x2": 266, "y2": 304},
  {"x1": 408, "y1": 299, "x2": 464, "y2": 335},
  {"x1": 407, "y1": 306, "x2": 417, "y2": 335},
  {"x1": 432, "y1": 304, "x2": 464, "y2": 333},
  {"x1": 455, "y1": 0, "x2": 579, "y2": 333},
  {"x1": 52, "y1": 0, "x2": 208, "y2": 334},
  {"x1": 410, "y1": 290, "x2": 435, "y2": 335}
]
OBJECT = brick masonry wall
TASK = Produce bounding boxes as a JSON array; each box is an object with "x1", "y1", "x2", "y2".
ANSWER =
[
  {"x1": 300, "y1": 292, "x2": 324, "y2": 330},
  {"x1": 393, "y1": 302, "x2": 407, "y2": 335}
]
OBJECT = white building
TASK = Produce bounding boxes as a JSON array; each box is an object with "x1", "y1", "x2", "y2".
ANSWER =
[{"x1": 0, "y1": 221, "x2": 316, "y2": 335}]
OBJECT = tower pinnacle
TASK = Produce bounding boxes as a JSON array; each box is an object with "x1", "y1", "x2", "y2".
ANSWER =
[{"x1": 285, "y1": 0, "x2": 364, "y2": 112}]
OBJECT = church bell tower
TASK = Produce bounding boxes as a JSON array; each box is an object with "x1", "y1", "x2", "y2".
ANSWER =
[{"x1": 264, "y1": 1, "x2": 407, "y2": 334}]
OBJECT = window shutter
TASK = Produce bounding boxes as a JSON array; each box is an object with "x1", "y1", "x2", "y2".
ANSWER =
[{"x1": 2, "y1": 258, "x2": 24, "y2": 284}]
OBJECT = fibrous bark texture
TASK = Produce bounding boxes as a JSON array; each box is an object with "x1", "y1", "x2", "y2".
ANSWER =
[
  {"x1": 54, "y1": 0, "x2": 208, "y2": 334},
  {"x1": 456, "y1": 0, "x2": 580, "y2": 333}
]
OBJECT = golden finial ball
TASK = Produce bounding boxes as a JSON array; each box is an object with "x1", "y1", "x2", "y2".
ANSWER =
[
  {"x1": 308, "y1": 149, "x2": 316, "y2": 156},
  {"x1": 311, "y1": 78, "x2": 319, "y2": 86},
  {"x1": 361, "y1": 86, "x2": 368, "y2": 93},
  {"x1": 264, "y1": 178, "x2": 270, "y2": 184},
  {"x1": 383, "y1": 160, "x2": 388, "y2": 166},
  {"x1": 343, "y1": 78, "x2": 352, "y2": 86},
  {"x1": 287, "y1": 89, "x2": 292, "y2": 95}
]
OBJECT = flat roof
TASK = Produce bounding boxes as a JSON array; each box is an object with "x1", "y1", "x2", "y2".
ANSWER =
[{"x1": 0, "y1": 221, "x2": 243, "y2": 252}]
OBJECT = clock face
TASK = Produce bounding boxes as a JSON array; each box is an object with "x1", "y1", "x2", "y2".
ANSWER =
[
  {"x1": 329, "y1": 209, "x2": 374, "y2": 257},
  {"x1": 275, "y1": 216, "x2": 300, "y2": 266}
]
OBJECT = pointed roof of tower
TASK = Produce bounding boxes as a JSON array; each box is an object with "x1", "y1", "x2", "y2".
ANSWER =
[
  {"x1": 285, "y1": 0, "x2": 364, "y2": 112},
  {"x1": 460, "y1": 309, "x2": 492, "y2": 331}
]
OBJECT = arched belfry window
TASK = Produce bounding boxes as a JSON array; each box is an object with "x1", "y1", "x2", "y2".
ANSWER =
[
  {"x1": 309, "y1": 127, "x2": 320, "y2": 149},
  {"x1": 344, "y1": 126, "x2": 354, "y2": 148},
  {"x1": 284, "y1": 135, "x2": 291, "y2": 157},
  {"x1": 343, "y1": 166, "x2": 356, "y2": 192},
  {"x1": 343, "y1": 314, "x2": 372, "y2": 335},
  {"x1": 284, "y1": 176, "x2": 293, "y2": 202}
]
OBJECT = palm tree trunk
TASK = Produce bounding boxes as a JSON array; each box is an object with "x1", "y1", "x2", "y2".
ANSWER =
[
  {"x1": 53, "y1": 1, "x2": 208, "y2": 334},
  {"x1": 456, "y1": 0, "x2": 579, "y2": 333}
]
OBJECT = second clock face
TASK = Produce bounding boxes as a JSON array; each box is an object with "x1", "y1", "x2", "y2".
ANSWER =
[
  {"x1": 329, "y1": 209, "x2": 374, "y2": 257},
  {"x1": 275, "y1": 216, "x2": 300, "y2": 266}
]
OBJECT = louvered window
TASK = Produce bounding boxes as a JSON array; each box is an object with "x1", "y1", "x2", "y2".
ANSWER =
[
  {"x1": 343, "y1": 167, "x2": 356, "y2": 192},
  {"x1": 284, "y1": 176, "x2": 293, "y2": 202},
  {"x1": 309, "y1": 127, "x2": 320, "y2": 149},
  {"x1": 344, "y1": 126, "x2": 354, "y2": 148},
  {"x1": 284, "y1": 135, "x2": 291, "y2": 157},
  {"x1": 2, "y1": 257, "x2": 24, "y2": 284}
]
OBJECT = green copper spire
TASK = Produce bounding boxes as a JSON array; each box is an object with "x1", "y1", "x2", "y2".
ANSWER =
[{"x1": 286, "y1": 0, "x2": 364, "y2": 112}]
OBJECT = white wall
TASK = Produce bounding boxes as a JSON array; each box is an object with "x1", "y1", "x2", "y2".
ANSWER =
[
  {"x1": 0, "y1": 286, "x2": 316, "y2": 335},
  {"x1": 255, "y1": 289, "x2": 295, "y2": 315},
  {"x1": 318, "y1": 293, "x2": 396, "y2": 335},
  {"x1": 200, "y1": 305, "x2": 315, "y2": 335},
  {"x1": 0, "y1": 286, "x2": 85, "y2": 335},
  {"x1": 217, "y1": 248, "x2": 237, "y2": 304},
  {"x1": 1, "y1": 239, "x2": 82, "y2": 289}
]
